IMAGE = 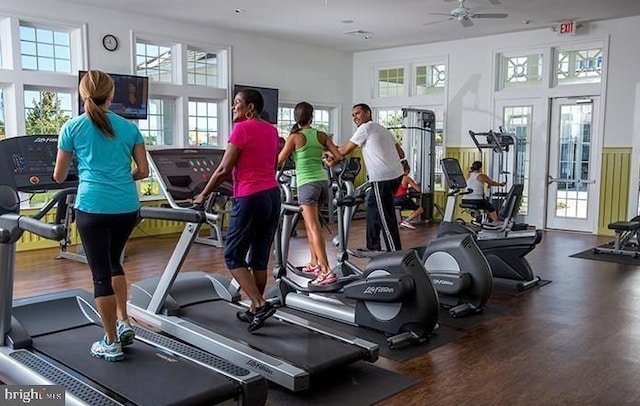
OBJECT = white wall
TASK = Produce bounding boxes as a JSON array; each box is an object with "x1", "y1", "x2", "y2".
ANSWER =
[
  {"x1": 0, "y1": 0, "x2": 354, "y2": 139},
  {"x1": 353, "y1": 15, "x2": 640, "y2": 148}
]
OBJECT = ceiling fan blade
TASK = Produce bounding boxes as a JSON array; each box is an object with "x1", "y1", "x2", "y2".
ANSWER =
[
  {"x1": 473, "y1": 13, "x2": 508, "y2": 19},
  {"x1": 488, "y1": 0, "x2": 501, "y2": 4},
  {"x1": 423, "y1": 18, "x2": 454, "y2": 26},
  {"x1": 461, "y1": 18, "x2": 474, "y2": 27},
  {"x1": 430, "y1": 12, "x2": 454, "y2": 16}
]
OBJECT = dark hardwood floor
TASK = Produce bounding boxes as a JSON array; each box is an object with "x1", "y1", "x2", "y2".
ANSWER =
[{"x1": 13, "y1": 220, "x2": 639, "y2": 405}]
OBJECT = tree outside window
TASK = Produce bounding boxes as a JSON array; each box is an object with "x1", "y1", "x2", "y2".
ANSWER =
[
  {"x1": 24, "y1": 90, "x2": 71, "y2": 135},
  {"x1": 23, "y1": 90, "x2": 72, "y2": 205}
]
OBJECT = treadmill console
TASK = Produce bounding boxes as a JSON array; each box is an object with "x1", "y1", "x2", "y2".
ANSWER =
[
  {"x1": 0, "y1": 135, "x2": 78, "y2": 192},
  {"x1": 148, "y1": 148, "x2": 230, "y2": 200}
]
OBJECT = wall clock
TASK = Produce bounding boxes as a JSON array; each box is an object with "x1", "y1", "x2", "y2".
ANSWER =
[{"x1": 102, "y1": 34, "x2": 118, "y2": 52}]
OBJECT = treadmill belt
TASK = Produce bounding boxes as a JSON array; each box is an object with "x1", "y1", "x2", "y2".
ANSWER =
[
  {"x1": 181, "y1": 301, "x2": 367, "y2": 374},
  {"x1": 33, "y1": 324, "x2": 238, "y2": 406}
]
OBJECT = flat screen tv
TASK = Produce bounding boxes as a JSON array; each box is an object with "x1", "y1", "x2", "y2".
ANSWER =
[
  {"x1": 233, "y1": 85, "x2": 278, "y2": 124},
  {"x1": 78, "y1": 71, "x2": 149, "y2": 120}
]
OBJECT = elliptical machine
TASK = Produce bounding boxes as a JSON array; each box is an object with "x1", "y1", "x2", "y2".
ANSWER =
[
  {"x1": 321, "y1": 158, "x2": 492, "y2": 318},
  {"x1": 416, "y1": 233, "x2": 493, "y2": 317},
  {"x1": 272, "y1": 158, "x2": 440, "y2": 348}
]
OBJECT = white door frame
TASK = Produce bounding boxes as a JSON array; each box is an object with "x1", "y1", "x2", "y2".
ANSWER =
[{"x1": 546, "y1": 96, "x2": 603, "y2": 233}]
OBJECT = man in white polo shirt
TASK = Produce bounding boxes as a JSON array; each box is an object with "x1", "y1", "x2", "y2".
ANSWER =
[{"x1": 339, "y1": 103, "x2": 404, "y2": 252}]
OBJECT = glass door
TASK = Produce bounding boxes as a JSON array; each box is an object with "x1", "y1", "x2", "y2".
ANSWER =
[{"x1": 546, "y1": 97, "x2": 601, "y2": 232}]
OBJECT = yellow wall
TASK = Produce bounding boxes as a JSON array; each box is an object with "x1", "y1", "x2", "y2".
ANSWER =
[{"x1": 599, "y1": 147, "x2": 632, "y2": 235}]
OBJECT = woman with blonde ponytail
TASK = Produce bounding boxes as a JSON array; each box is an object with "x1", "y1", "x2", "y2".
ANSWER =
[{"x1": 53, "y1": 70, "x2": 149, "y2": 362}]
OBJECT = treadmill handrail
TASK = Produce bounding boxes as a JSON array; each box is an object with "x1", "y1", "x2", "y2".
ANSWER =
[
  {"x1": 0, "y1": 213, "x2": 65, "y2": 241},
  {"x1": 139, "y1": 206, "x2": 205, "y2": 224}
]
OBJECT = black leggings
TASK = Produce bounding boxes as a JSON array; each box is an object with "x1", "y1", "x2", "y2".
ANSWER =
[{"x1": 75, "y1": 210, "x2": 139, "y2": 297}]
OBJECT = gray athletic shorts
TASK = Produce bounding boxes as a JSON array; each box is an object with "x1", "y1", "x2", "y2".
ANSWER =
[{"x1": 297, "y1": 180, "x2": 329, "y2": 207}]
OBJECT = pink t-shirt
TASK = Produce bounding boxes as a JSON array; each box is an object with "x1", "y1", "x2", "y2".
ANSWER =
[{"x1": 228, "y1": 119, "x2": 279, "y2": 198}]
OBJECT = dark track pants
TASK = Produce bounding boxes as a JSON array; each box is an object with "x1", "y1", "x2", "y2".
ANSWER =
[{"x1": 366, "y1": 176, "x2": 403, "y2": 252}]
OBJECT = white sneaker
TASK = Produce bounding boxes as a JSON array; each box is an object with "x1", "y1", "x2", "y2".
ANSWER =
[{"x1": 90, "y1": 336, "x2": 124, "y2": 362}]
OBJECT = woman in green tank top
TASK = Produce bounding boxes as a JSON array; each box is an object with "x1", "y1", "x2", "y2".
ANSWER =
[{"x1": 278, "y1": 102, "x2": 343, "y2": 286}]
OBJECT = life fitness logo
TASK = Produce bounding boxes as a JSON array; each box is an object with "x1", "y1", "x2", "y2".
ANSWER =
[
  {"x1": 363, "y1": 286, "x2": 394, "y2": 294},
  {"x1": 33, "y1": 137, "x2": 57, "y2": 143}
]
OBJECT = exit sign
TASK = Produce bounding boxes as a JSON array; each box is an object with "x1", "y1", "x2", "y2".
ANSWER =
[{"x1": 558, "y1": 20, "x2": 575, "y2": 35}]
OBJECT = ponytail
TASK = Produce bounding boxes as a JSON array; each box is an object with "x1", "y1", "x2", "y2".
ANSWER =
[{"x1": 79, "y1": 71, "x2": 115, "y2": 138}]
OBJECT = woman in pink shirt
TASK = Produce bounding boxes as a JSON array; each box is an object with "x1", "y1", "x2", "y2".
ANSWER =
[{"x1": 194, "y1": 89, "x2": 280, "y2": 332}]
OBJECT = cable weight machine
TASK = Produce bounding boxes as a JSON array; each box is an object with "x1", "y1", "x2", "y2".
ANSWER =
[{"x1": 387, "y1": 108, "x2": 437, "y2": 221}]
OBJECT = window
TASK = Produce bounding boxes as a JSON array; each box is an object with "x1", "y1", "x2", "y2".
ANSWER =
[
  {"x1": 135, "y1": 98, "x2": 174, "y2": 199},
  {"x1": 556, "y1": 47, "x2": 603, "y2": 85},
  {"x1": 277, "y1": 105, "x2": 333, "y2": 138},
  {"x1": 431, "y1": 109, "x2": 445, "y2": 191},
  {"x1": 277, "y1": 106, "x2": 295, "y2": 137},
  {"x1": 188, "y1": 100, "x2": 218, "y2": 146},
  {"x1": 0, "y1": 89, "x2": 5, "y2": 139},
  {"x1": 502, "y1": 105, "x2": 533, "y2": 214},
  {"x1": 23, "y1": 89, "x2": 72, "y2": 135},
  {"x1": 415, "y1": 64, "x2": 445, "y2": 95},
  {"x1": 187, "y1": 49, "x2": 217, "y2": 87},
  {"x1": 137, "y1": 98, "x2": 174, "y2": 146},
  {"x1": 377, "y1": 67, "x2": 405, "y2": 97},
  {"x1": 376, "y1": 109, "x2": 404, "y2": 142},
  {"x1": 136, "y1": 41, "x2": 173, "y2": 82},
  {"x1": 20, "y1": 24, "x2": 71, "y2": 72},
  {"x1": 501, "y1": 53, "x2": 543, "y2": 89}
]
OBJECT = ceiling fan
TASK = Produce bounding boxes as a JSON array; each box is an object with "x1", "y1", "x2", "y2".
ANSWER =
[{"x1": 426, "y1": 0, "x2": 508, "y2": 27}]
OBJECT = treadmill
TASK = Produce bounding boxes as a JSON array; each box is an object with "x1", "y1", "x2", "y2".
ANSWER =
[
  {"x1": 0, "y1": 135, "x2": 267, "y2": 406},
  {"x1": 129, "y1": 148, "x2": 378, "y2": 392}
]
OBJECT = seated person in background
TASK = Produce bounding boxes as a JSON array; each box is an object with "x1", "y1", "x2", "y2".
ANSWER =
[
  {"x1": 394, "y1": 160, "x2": 423, "y2": 230},
  {"x1": 463, "y1": 160, "x2": 505, "y2": 223}
]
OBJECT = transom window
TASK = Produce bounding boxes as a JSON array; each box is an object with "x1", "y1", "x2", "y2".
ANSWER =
[
  {"x1": 556, "y1": 47, "x2": 603, "y2": 85},
  {"x1": 20, "y1": 24, "x2": 71, "y2": 73},
  {"x1": 187, "y1": 49, "x2": 218, "y2": 87},
  {"x1": 23, "y1": 89, "x2": 72, "y2": 135},
  {"x1": 137, "y1": 98, "x2": 174, "y2": 146},
  {"x1": 415, "y1": 64, "x2": 446, "y2": 95},
  {"x1": 136, "y1": 41, "x2": 173, "y2": 83},
  {"x1": 377, "y1": 67, "x2": 405, "y2": 97},
  {"x1": 501, "y1": 54, "x2": 543, "y2": 89},
  {"x1": 188, "y1": 100, "x2": 218, "y2": 146}
]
